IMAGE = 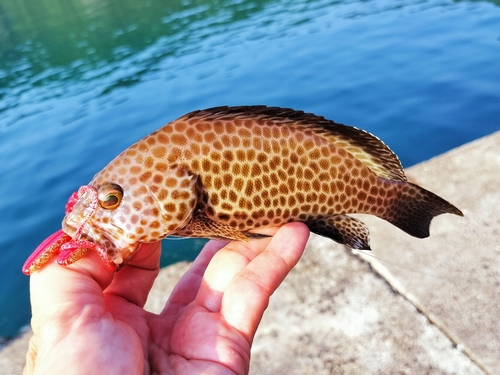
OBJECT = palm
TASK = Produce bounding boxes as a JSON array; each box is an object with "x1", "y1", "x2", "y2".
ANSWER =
[
  {"x1": 104, "y1": 242, "x2": 253, "y2": 375},
  {"x1": 25, "y1": 223, "x2": 309, "y2": 375}
]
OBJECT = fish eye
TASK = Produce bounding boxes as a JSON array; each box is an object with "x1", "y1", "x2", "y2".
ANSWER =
[{"x1": 98, "y1": 184, "x2": 123, "y2": 210}]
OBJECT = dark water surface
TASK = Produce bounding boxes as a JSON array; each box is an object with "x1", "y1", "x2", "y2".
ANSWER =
[{"x1": 1, "y1": 0, "x2": 499, "y2": 339}]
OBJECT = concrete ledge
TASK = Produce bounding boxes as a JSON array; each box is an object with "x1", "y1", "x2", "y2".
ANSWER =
[
  {"x1": 1, "y1": 132, "x2": 498, "y2": 374},
  {"x1": 355, "y1": 131, "x2": 500, "y2": 374}
]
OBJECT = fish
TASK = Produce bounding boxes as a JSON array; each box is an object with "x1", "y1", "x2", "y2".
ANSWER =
[{"x1": 22, "y1": 106, "x2": 463, "y2": 275}]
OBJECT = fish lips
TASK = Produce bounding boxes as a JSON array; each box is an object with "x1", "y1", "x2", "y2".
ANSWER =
[{"x1": 62, "y1": 206, "x2": 139, "y2": 266}]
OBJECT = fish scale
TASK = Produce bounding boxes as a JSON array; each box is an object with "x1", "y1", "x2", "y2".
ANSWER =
[{"x1": 23, "y1": 106, "x2": 463, "y2": 274}]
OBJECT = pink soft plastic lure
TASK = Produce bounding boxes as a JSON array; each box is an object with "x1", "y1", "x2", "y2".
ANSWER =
[{"x1": 22, "y1": 186, "x2": 114, "y2": 275}]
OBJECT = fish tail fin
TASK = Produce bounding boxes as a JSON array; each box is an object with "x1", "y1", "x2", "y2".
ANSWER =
[{"x1": 379, "y1": 180, "x2": 463, "y2": 238}]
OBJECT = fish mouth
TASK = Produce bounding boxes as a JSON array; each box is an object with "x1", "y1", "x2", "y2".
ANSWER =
[
  {"x1": 62, "y1": 185, "x2": 99, "y2": 243},
  {"x1": 61, "y1": 210, "x2": 112, "y2": 263},
  {"x1": 62, "y1": 186, "x2": 139, "y2": 266},
  {"x1": 61, "y1": 185, "x2": 114, "y2": 263},
  {"x1": 62, "y1": 214, "x2": 138, "y2": 266}
]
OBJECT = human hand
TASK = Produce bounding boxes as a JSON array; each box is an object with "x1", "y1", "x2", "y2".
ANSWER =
[{"x1": 23, "y1": 222, "x2": 310, "y2": 375}]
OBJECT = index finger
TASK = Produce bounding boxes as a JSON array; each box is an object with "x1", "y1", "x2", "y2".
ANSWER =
[{"x1": 221, "y1": 222, "x2": 310, "y2": 342}]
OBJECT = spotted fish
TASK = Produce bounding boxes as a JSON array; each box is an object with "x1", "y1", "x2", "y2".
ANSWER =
[{"x1": 24, "y1": 106, "x2": 463, "y2": 273}]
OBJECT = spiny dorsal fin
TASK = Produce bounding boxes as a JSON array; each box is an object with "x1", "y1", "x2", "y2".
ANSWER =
[{"x1": 182, "y1": 106, "x2": 407, "y2": 182}]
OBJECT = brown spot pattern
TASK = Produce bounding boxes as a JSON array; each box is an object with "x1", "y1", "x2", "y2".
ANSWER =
[
  {"x1": 70, "y1": 106, "x2": 462, "y2": 266},
  {"x1": 100, "y1": 108, "x2": 395, "y2": 233}
]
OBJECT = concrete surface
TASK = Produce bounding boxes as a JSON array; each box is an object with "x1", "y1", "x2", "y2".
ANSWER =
[
  {"x1": 355, "y1": 131, "x2": 500, "y2": 374},
  {"x1": 1, "y1": 131, "x2": 498, "y2": 374}
]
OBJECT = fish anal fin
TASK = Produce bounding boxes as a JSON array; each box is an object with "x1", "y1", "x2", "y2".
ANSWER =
[
  {"x1": 307, "y1": 215, "x2": 371, "y2": 250},
  {"x1": 171, "y1": 212, "x2": 250, "y2": 242}
]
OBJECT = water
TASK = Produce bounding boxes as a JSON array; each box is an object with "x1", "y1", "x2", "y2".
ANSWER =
[{"x1": 0, "y1": 0, "x2": 499, "y2": 340}]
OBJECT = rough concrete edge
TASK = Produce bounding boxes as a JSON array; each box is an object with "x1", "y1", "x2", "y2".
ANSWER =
[
  {"x1": 351, "y1": 133, "x2": 500, "y2": 375},
  {"x1": 355, "y1": 251, "x2": 491, "y2": 375}
]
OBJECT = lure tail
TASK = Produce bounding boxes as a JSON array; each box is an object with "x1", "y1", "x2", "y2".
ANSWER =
[{"x1": 379, "y1": 179, "x2": 463, "y2": 239}]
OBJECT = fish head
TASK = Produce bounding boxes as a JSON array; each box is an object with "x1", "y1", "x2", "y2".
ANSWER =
[
  {"x1": 62, "y1": 163, "x2": 199, "y2": 266},
  {"x1": 62, "y1": 183, "x2": 140, "y2": 266}
]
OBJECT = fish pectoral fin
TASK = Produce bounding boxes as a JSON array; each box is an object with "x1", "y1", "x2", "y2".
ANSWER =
[
  {"x1": 307, "y1": 215, "x2": 371, "y2": 250},
  {"x1": 172, "y1": 213, "x2": 250, "y2": 242}
]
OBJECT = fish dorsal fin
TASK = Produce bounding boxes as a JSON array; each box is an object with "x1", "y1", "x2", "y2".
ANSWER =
[
  {"x1": 182, "y1": 106, "x2": 407, "y2": 181},
  {"x1": 293, "y1": 118, "x2": 407, "y2": 182}
]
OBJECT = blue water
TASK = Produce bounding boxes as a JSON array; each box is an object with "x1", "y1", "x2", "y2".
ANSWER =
[{"x1": 0, "y1": 0, "x2": 499, "y2": 339}]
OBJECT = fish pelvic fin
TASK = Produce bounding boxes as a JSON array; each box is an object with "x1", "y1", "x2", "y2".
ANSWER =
[
  {"x1": 171, "y1": 211, "x2": 251, "y2": 241},
  {"x1": 307, "y1": 215, "x2": 371, "y2": 250},
  {"x1": 379, "y1": 179, "x2": 463, "y2": 239}
]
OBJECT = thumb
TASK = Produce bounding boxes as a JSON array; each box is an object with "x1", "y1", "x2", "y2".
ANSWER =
[{"x1": 29, "y1": 246, "x2": 115, "y2": 327}]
